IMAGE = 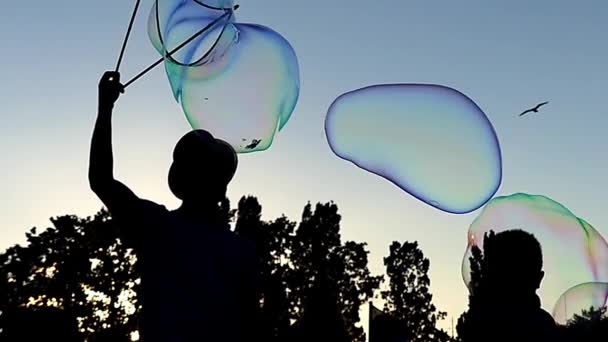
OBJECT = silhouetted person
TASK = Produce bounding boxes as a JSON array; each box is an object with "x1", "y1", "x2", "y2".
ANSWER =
[
  {"x1": 89, "y1": 72, "x2": 259, "y2": 342},
  {"x1": 473, "y1": 229, "x2": 558, "y2": 342}
]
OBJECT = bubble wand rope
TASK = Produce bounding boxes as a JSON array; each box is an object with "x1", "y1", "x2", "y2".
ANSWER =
[
  {"x1": 154, "y1": 0, "x2": 232, "y2": 67},
  {"x1": 192, "y1": 0, "x2": 232, "y2": 11},
  {"x1": 123, "y1": 4, "x2": 239, "y2": 89},
  {"x1": 115, "y1": 0, "x2": 142, "y2": 72}
]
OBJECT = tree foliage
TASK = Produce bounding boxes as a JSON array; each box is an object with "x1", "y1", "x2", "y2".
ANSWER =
[
  {"x1": 234, "y1": 197, "x2": 382, "y2": 342},
  {"x1": 456, "y1": 232, "x2": 492, "y2": 342},
  {"x1": 561, "y1": 306, "x2": 608, "y2": 341},
  {"x1": 0, "y1": 210, "x2": 139, "y2": 341},
  {"x1": 234, "y1": 196, "x2": 295, "y2": 339},
  {"x1": 381, "y1": 241, "x2": 451, "y2": 342},
  {"x1": 1, "y1": 197, "x2": 381, "y2": 342}
]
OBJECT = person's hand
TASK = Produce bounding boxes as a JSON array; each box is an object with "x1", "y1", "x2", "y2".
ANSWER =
[{"x1": 98, "y1": 71, "x2": 125, "y2": 109}]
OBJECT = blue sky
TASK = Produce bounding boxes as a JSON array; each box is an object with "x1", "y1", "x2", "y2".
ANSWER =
[{"x1": 1, "y1": 0, "x2": 607, "y2": 335}]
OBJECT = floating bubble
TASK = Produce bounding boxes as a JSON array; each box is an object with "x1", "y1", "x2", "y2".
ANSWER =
[
  {"x1": 552, "y1": 282, "x2": 608, "y2": 325},
  {"x1": 149, "y1": 0, "x2": 300, "y2": 153},
  {"x1": 148, "y1": 0, "x2": 236, "y2": 67},
  {"x1": 325, "y1": 84, "x2": 502, "y2": 214},
  {"x1": 461, "y1": 193, "x2": 608, "y2": 321}
]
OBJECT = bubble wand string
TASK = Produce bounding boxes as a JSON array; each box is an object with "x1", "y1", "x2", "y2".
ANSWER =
[
  {"x1": 123, "y1": 5, "x2": 239, "y2": 89},
  {"x1": 153, "y1": 1, "x2": 233, "y2": 67},
  {"x1": 115, "y1": 0, "x2": 142, "y2": 72},
  {"x1": 192, "y1": 0, "x2": 233, "y2": 11}
]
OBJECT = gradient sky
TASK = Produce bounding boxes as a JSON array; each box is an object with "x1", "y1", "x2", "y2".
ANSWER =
[{"x1": 1, "y1": 0, "x2": 607, "y2": 336}]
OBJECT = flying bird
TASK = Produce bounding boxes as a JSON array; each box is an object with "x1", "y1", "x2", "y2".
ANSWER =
[{"x1": 519, "y1": 101, "x2": 549, "y2": 117}]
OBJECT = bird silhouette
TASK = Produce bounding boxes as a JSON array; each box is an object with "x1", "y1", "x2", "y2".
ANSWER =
[{"x1": 519, "y1": 101, "x2": 549, "y2": 117}]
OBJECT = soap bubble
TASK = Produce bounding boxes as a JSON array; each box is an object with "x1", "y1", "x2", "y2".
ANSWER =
[
  {"x1": 462, "y1": 193, "x2": 608, "y2": 321},
  {"x1": 148, "y1": 0, "x2": 236, "y2": 67},
  {"x1": 325, "y1": 84, "x2": 502, "y2": 214},
  {"x1": 149, "y1": 0, "x2": 300, "y2": 153},
  {"x1": 552, "y1": 282, "x2": 608, "y2": 325}
]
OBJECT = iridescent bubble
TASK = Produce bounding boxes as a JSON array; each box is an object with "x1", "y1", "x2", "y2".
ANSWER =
[
  {"x1": 149, "y1": 0, "x2": 300, "y2": 153},
  {"x1": 462, "y1": 193, "x2": 608, "y2": 321},
  {"x1": 325, "y1": 84, "x2": 502, "y2": 214},
  {"x1": 148, "y1": 0, "x2": 236, "y2": 67},
  {"x1": 552, "y1": 282, "x2": 608, "y2": 324}
]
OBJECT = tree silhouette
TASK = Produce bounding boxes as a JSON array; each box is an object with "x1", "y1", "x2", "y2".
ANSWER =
[
  {"x1": 561, "y1": 306, "x2": 608, "y2": 341},
  {"x1": 234, "y1": 196, "x2": 295, "y2": 340},
  {"x1": 0, "y1": 210, "x2": 139, "y2": 341},
  {"x1": 456, "y1": 232, "x2": 493, "y2": 342},
  {"x1": 0, "y1": 306, "x2": 81, "y2": 341},
  {"x1": 235, "y1": 198, "x2": 382, "y2": 342},
  {"x1": 287, "y1": 264, "x2": 351, "y2": 342},
  {"x1": 381, "y1": 241, "x2": 451, "y2": 342},
  {"x1": 1, "y1": 197, "x2": 381, "y2": 342},
  {"x1": 290, "y1": 202, "x2": 382, "y2": 342}
]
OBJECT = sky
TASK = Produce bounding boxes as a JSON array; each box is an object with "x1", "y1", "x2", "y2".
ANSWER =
[{"x1": 1, "y1": 0, "x2": 607, "y2": 337}]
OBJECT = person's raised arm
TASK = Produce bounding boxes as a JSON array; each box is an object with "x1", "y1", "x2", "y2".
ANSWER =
[{"x1": 89, "y1": 71, "x2": 139, "y2": 212}]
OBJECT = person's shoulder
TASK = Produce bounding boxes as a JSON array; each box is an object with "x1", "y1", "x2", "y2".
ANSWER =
[
  {"x1": 112, "y1": 198, "x2": 168, "y2": 226},
  {"x1": 115, "y1": 199, "x2": 169, "y2": 249},
  {"x1": 536, "y1": 307, "x2": 556, "y2": 325},
  {"x1": 138, "y1": 199, "x2": 168, "y2": 213},
  {"x1": 533, "y1": 307, "x2": 558, "y2": 338}
]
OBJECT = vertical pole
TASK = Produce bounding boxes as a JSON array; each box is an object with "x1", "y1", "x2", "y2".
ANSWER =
[
  {"x1": 368, "y1": 302, "x2": 372, "y2": 342},
  {"x1": 451, "y1": 316, "x2": 454, "y2": 338}
]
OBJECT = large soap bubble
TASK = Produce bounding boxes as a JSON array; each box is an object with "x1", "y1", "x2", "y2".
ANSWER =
[
  {"x1": 461, "y1": 193, "x2": 608, "y2": 322},
  {"x1": 149, "y1": 0, "x2": 300, "y2": 153},
  {"x1": 552, "y1": 282, "x2": 608, "y2": 325},
  {"x1": 325, "y1": 84, "x2": 502, "y2": 214}
]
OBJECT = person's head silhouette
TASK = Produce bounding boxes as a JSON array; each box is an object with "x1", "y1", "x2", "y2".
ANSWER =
[
  {"x1": 485, "y1": 229, "x2": 544, "y2": 298},
  {"x1": 168, "y1": 129, "x2": 237, "y2": 205},
  {"x1": 474, "y1": 231, "x2": 558, "y2": 342}
]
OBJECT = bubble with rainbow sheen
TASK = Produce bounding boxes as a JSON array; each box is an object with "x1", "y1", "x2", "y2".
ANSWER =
[
  {"x1": 325, "y1": 84, "x2": 502, "y2": 214},
  {"x1": 552, "y1": 282, "x2": 608, "y2": 325},
  {"x1": 148, "y1": 0, "x2": 300, "y2": 153},
  {"x1": 461, "y1": 193, "x2": 608, "y2": 321}
]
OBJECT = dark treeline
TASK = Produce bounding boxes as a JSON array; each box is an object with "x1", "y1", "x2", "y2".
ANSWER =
[
  {"x1": 0, "y1": 197, "x2": 453, "y2": 342},
  {"x1": 0, "y1": 198, "x2": 606, "y2": 341}
]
